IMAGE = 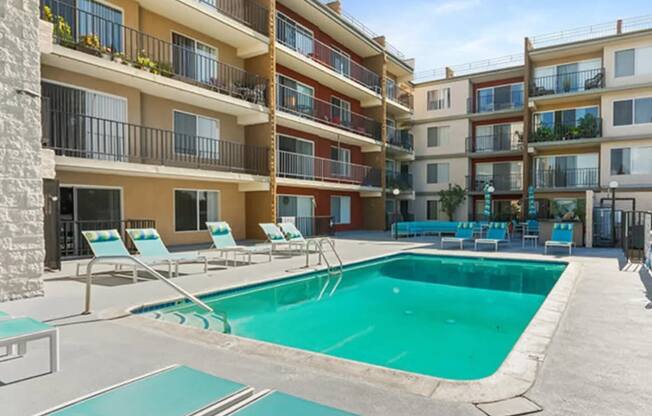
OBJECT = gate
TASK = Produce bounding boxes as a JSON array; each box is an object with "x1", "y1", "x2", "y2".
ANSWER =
[
  {"x1": 592, "y1": 207, "x2": 622, "y2": 247},
  {"x1": 621, "y1": 211, "x2": 652, "y2": 264}
]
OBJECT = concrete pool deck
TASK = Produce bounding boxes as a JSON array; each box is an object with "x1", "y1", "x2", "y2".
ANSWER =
[{"x1": 1, "y1": 232, "x2": 650, "y2": 415}]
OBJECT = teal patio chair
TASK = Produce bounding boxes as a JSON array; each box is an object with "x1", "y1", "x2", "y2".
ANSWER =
[
  {"x1": 206, "y1": 222, "x2": 271, "y2": 266},
  {"x1": 441, "y1": 222, "x2": 476, "y2": 249},
  {"x1": 545, "y1": 223, "x2": 575, "y2": 255},
  {"x1": 127, "y1": 228, "x2": 208, "y2": 275},
  {"x1": 259, "y1": 223, "x2": 307, "y2": 254},
  {"x1": 35, "y1": 365, "x2": 357, "y2": 416},
  {"x1": 474, "y1": 222, "x2": 510, "y2": 251},
  {"x1": 278, "y1": 222, "x2": 322, "y2": 250},
  {"x1": 0, "y1": 317, "x2": 59, "y2": 374},
  {"x1": 79, "y1": 230, "x2": 175, "y2": 282}
]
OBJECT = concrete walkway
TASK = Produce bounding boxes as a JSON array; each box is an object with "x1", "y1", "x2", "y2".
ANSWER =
[{"x1": 0, "y1": 233, "x2": 649, "y2": 415}]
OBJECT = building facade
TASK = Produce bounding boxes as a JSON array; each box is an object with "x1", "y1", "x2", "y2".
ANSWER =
[{"x1": 410, "y1": 20, "x2": 652, "y2": 246}]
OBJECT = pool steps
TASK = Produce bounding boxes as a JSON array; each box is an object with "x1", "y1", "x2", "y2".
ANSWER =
[{"x1": 143, "y1": 311, "x2": 231, "y2": 333}]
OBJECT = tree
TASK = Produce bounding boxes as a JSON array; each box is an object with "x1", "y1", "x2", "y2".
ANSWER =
[{"x1": 438, "y1": 185, "x2": 466, "y2": 221}]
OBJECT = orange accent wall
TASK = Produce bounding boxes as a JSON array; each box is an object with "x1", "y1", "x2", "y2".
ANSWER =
[
  {"x1": 276, "y1": 3, "x2": 364, "y2": 65},
  {"x1": 277, "y1": 125, "x2": 363, "y2": 164},
  {"x1": 276, "y1": 64, "x2": 364, "y2": 115},
  {"x1": 276, "y1": 186, "x2": 363, "y2": 232}
]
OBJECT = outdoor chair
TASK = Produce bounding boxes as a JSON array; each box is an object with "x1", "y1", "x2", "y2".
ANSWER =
[
  {"x1": 474, "y1": 222, "x2": 510, "y2": 251},
  {"x1": 0, "y1": 317, "x2": 59, "y2": 374},
  {"x1": 545, "y1": 223, "x2": 575, "y2": 256},
  {"x1": 205, "y1": 222, "x2": 271, "y2": 266},
  {"x1": 441, "y1": 222, "x2": 476, "y2": 249}
]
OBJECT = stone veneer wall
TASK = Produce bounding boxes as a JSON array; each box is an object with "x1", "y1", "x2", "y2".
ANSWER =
[{"x1": 0, "y1": 0, "x2": 45, "y2": 301}]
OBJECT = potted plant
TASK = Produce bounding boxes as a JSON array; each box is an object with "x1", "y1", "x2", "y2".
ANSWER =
[
  {"x1": 134, "y1": 50, "x2": 153, "y2": 72},
  {"x1": 158, "y1": 62, "x2": 174, "y2": 77},
  {"x1": 53, "y1": 16, "x2": 74, "y2": 48},
  {"x1": 77, "y1": 34, "x2": 101, "y2": 57},
  {"x1": 43, "y1": 5, "x2": 53, "y2": 22},
  {"x1": 101, "y1": 46, "x2": 113, "y2": 60}
]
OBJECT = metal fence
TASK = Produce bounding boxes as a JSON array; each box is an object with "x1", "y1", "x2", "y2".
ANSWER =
[
  {"x1": 533, "y1": 168, "x2": 599, "y2": 189},
  {"x1": 197, "y1": 0, "x2": 268, "y2": 35},
  {"x1": 276, "y1": 216, "x2": 334, "y2": 237},
  {"x1": 277, "y1": 150, "x2": 381, "y2": 187},
  {"x1": 467, "y1": 174, "x2": 523, "y2": 192},
  {"x1": 467, "y1": 135, "x2": 522, "y2": 153},
  {"x1": 531, "y1": 68, "x2": 605, "y2": 96}
]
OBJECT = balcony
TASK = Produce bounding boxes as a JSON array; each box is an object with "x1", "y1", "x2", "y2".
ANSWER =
[
  {"x1": 196, "y1": 0, "x2": 268, "y2": 36},
  {"x1": 533, "y1": 168, "x2": 599, "y2": 189},
  {"x1": 387, "y1": 86, "x2": 414, "y2": 115},
  {"x1": 277, "y1": 150, "x2": 381, "y2": 188},
  {"x1": 42, "y1": 108, "x2": 269, "y2": 176},
  {"x1": 530, "y1": 68, "x2": 605, "y2": 97},
  {"x1": 276, "y1": 84, "x2": 382, "y2": 147},
  {"x1": 41, "y1": 1, "x2": 268, "y2": 122},
  {"x1": 276, "y1": 15, "x2": 381, "y2": 107},
  {"x1": 530, "y1": 116, "x2": 602, "y2": 143},
  {"x1": 386, "y1": 171, "x2": 413, "y2": 191},
  {"x1": 467, "y1": 134, "x2": 522, "y2": 154},
  {"x1": 467, "y1": 174, "x2": 523, "y2": 192},
  {"x1": 386, "y1": 127, "x2": 414, "y2": 152}
]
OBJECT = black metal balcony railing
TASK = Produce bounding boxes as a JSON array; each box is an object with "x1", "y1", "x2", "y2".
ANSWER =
[
  {"x1": 60, "y1": 219, "x2": 155, "y2": 258},
  {"x1": 466, "y1": 135, "x2": 522, "y2": 153},
  {"x1": 42, "y1": 0, "x2": 267, "y2": 105},
  {"x1": 42, "y1": 108, "x2": 269, "y2": 175},
  {"x1": 467, "y1": 174, "x2": 523, "y2": 192},
  {"x1": 386, "y1": 171, "x2": 413, "y2": 191},
  {"x1": 277, "y1": 84, "x2": 382, "y2": 140},
  {"x1": 277, "y1": 150, "x2": 381, "y2": 187},
  {"x1": 530, "y1": 68, "x2": 605, "y2": 97},
  {"x1": 275, "y1": 216, "x2": 334, "y2": 237},
  {"x1": 386, "y1": 127, "x2": 414, "y2": 151},
  {"x1": 470, "y1": 90, "x2": 524, "y2": 114},
  {"x1": 276, "y1": 16, "x2": 381, "y2": 94},
  {"x1": 531, "y1": 116, "x2": 602, "y2": 142},
  {"x1": 533, "y1": 168, "x2": 599, "y2": 189},
  {"x1": 198, "y1": 0, "x2": 269, "y2": 35}
]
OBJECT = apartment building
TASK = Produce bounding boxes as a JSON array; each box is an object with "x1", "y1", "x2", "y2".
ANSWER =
[
  {"x1": 410, "y1": 18, "x2": 652, "y2": 245},
  {"x1": 35, "y1": 0, "x2": 414, "y2": 265}
]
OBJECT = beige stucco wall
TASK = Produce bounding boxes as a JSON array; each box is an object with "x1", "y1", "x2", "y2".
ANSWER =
[
  {"x1": 600, "y1": 139, "x2": 652, "y2": 187},
  {"x1": 413, "y1": 195, "x2": 468, "y2": 222},
  {"x1": 604, "y1": 33, "x2": 652, "y2": 89},
  {"x1": 413, "y1": 118, "x2": 468, "y2": 156},
  {"x1": 55, "y1": 171, "x2": 247, "y2": 244},
  {"x1": 413, "y1": 79, "x2": 469, "y2": 120},
  {"x1": 601, "y1": 86, "x2": 652, "y2": 138},
  {"x1": 412, "y1": 157, "x2": 468, "y2": 194}
]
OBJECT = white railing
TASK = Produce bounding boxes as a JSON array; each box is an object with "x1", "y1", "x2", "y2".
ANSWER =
[{"x1": 276, "y1": 150, "x2": 380, "y2": 186}]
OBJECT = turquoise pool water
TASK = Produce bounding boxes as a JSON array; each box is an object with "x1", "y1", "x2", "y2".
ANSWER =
[{"x1": 151, "y1": 254, "x2": 566, "y2": 380}]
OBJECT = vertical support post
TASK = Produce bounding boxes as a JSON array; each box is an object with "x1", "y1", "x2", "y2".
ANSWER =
[
  {"x1": 612, "y1": 188, "x2": 617, "y2": 247},
  {"x1": 267, "y1": 0, "x2": 278, "y2": 224},
  {"x1": 616, "y1": 19, "x2": 623, "y2": 35},
  {"x1": 522, "y1": 37, "x2": 533, "y2": 221}
]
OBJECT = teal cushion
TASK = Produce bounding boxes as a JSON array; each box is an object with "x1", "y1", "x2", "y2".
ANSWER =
[
  {"x1": 130, "y1": 229, "x2": 160, "y2": 241},
  {"x1": 208, "y1": 223, "x2": 231, "y2": 236},
  {"x1": 285, "y1": 231, "x2": 302, "y2": 240},
  {"x1": 83, "y1": 230, "x2": 121, "y2": 243}
]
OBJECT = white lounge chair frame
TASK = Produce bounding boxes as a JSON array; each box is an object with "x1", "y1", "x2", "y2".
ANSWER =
[{"x1": 0, "y1": 321, "x2": 59, "y2": 373}]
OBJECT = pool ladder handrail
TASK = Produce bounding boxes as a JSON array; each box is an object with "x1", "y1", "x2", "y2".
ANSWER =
[
  {"x1": 316, "y1": 238, "x2": 344, "y2": 300},
  {"x1": 83, "y1": 255, "x2": 214, "y2": 315}
]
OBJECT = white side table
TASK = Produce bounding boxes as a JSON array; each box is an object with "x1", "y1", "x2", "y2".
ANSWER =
[{"x1": 522, "y1": 235, "x2": 538, "y2": 248}]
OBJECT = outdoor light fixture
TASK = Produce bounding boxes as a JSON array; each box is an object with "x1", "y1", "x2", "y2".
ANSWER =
[
  {"x1": 392, "y1": 188, "x2": 400, "y2": 196},
  {"x1": 487, "y1": 185, "x2": 496, "y2": 194}
]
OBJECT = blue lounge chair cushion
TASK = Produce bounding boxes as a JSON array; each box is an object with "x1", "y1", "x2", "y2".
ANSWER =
[
  {"x1": 47, "y1": 366, "x2": 247, "y2": 416},
  {"x1": 550, "y1": 223, "x2": 574, "y2": 243},
  {"x1": 232, "y1": 392, "x2": 356, "y2": 416},
  {"x1": 486, "y1": 223, "x2": 508, "y2": 240},
  {"x1": 129, "y1": 229, "x2": 161, "y2": 241},
  {"x1": 83, "y1": 230, "x2": 121, "y2": 243},
  {"x1": 0, "y1": 317, "x2": 52, "y2": 340},
  {"x1": 260, "y1": 224, "x2": 286, "y2": 241},
  {"x1": 207, "y1": 222, "x2": 239, "y2": 249},
  {"x1": 82, "y1": 230, "x2": 130, "y2": 257},
  {"x1": 208, "y1": 222, "x2": 231, "y2": 236}
]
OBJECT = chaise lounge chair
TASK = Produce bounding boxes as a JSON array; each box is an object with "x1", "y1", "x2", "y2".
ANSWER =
[
  {"x1": 126, "y1": 228, "x2": 208, "y2": 276},
  {"x1": 441, "y1": 222, "x2": 475, "y2": 249},
  {"x1": 545, "y1": 223, "x2": 575, "y2": 256},
  {"x1": 78, "y1": 230, "x2": 179, "y2": 282},
  {"x1": 0, "y1": 316, "x2": 59, "y2": 374},
  {"x1": 278, "y1": 222, "x2": 324, "y2": 248},
  {"x1": 35, "y1": 365, "x2": 356, "y2": 416},
  {"x1": 259, "y1": 223, "x2": 311, "y2": 254},
  {"x1": 206, "y1": 222, "x2": 271, "y2": 266},
  {"x1": 474, "y1": 222, "x2": 510, "y2": 251}
]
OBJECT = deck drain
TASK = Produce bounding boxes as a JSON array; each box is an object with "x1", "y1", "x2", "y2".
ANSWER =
[{"x1": 476, "y1": 396, "x2": 542, "y2": 416}]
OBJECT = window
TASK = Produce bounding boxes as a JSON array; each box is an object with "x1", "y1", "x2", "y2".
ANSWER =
[
  {"x1": 534, "y1": 106, "x2": 599, "y2": 129},
  {"x1": 615, "y1": 49, "x2": 635, "y2": 77},
  {"x1": 476, "y1": 83, "x2": 523, "y2": 113},
  {"x1": 331, "y1": 45, "x2": 350, "y2": 77},
  {"x1": 77, "y1": 0, "x2": 123, "y2": 51},
  {"x1": 611, "y1": 147, "x2": 652, "y2": 175},
  {"x1": 331, "y1": 96, "x2": 351, "y2": 126},
  {"x1": 173, "y1": 111, "x2": 219, "y2": 158},
  {"x1": 387, "y1": 78, "x2": 396, "y2": 99},
  {"x1": 427, "y1": 126, "x2": 449, "y2": 147},
  {"x1": 172, "y1": 33, "x2": 217, "y2": 83},
  {"x1": 331, "y1": 146, "x2": 351, "y2": 177},
  {"x1": 277, "y1": 135, "x2": 314, "y2": 178},
  {"x1": 427, "y1": 88, "x2": 450, "y2": 110},
  {"x1": 615, "y1": 46, "x2": 652, "y2": 77},
  {"x1": 277, "y1": 75, "x2": 314, "y2": 116},
  {"x1": 174, "y1": 190, "x2": 219, "y2": 232},
  {"x1": 426, "y1": 200, "x2": 439, "y2": 220},
  {"x1": 276, "y1": 12, "x2": 314, "y2": 56},
  {"x1": 331, "y1": 196, "x2": 351, "y2": 224},
  {"x1": 426, "y1": 163, "x2": 449, "y2": 184},
  {"x1": 613, "y1": 98, "x2": 652, "y2": 126}
]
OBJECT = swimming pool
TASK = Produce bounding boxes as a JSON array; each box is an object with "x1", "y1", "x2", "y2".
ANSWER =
[{"x1": 140, "y1": 253, "x2": 566, "y2": 380}]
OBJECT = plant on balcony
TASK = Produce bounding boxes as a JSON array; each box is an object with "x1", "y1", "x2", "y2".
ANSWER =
[
  {"x1": 52, "y1": 16, "x2": 74, "y2": 48},
  {"x1": 158, "y1": 62, "x2": 174, "y2": 77},
  {"x1": 532, "y1": 125, "x2": 555, "y2": 142},
  {"x1": 101, "y1": 46, "x2": 113, "y2": 60},
  {"x1": 43, "y1": 5, "x2": 53, "y2": 22},
  {"x1": 438, "y1": 185, "x2": 466, "y2": 221},
  {"x1": 77, "y1": 34, "x2": 102, "y2": 56},
  {"x1": 111, "y1": 51, "x2": 126, "y2": 65},
  {"x1": 577, "y1": 113, "x2": 599, "y2": 139},
  {"x1": 134, "y1": 50, "x2": 157, "y2": 73}
]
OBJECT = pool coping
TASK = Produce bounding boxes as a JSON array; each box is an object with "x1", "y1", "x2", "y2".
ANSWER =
[{"x1": 108, "y1": 250, "x2": 581, "y2": 404}]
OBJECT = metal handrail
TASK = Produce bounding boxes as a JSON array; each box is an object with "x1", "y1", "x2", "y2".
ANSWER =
[{"x1": 83, "y1": 256, "x2": 213, "y2": 314}]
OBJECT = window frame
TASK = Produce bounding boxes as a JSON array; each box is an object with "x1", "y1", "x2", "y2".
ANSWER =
[
  {"x1": 173, "y1": 188, "x2": 221, "y2": 233},
  {"x1": 330, "y1": 195, "x2": 351, "y2": 225},
  {"x1": 426, "y1": 162, "x2": 449, "y2": 184},
  {"x1": 613, "y1": 96, "x2": 652, "y2": 127}
]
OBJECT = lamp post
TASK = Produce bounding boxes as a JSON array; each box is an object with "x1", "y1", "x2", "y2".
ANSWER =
[
  {"x1": 392, "y1": 188, "x2": 400, "y2": 239},
  {"x1": 609, "y1": 180, "x2": 619, "y2": 247}
]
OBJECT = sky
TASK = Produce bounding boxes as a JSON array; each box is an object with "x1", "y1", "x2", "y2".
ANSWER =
[{"x1": 342, "y1": 0, "x2": 651, "y2": 74}]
